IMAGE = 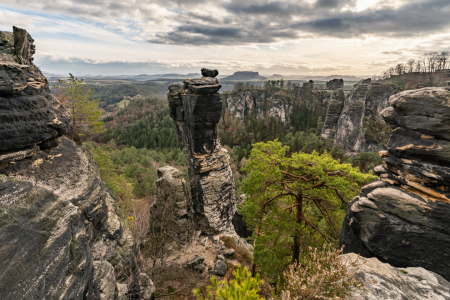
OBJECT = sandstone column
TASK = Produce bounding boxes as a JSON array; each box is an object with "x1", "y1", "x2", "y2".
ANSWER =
[{"x1": 167, "y1": 69, "x2": 236, "y2": 234}]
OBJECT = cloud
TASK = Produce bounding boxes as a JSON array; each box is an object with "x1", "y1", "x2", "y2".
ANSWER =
[{"x1": 2, "y1": 0, "x2": 450, "y2": 46}]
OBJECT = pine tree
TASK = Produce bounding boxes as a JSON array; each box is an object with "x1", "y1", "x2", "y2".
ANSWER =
[{"x1": 55, "y1": 73, "x2": 105, "y2": 137}]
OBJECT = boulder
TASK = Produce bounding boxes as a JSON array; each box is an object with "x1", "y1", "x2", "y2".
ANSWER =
[
  {"x1": 185, "y1": 256, "x2": 207, "y2": 273},
  {"x1": 168, "y1": 69, "x2": 236, "y2": 234},
  {"x1": 155, "y1": 166, "x2": 190, "y2": 219},
  {"x1": 340, "y1": 87, "x2": 450, "y2": 281},
  {"x1": 344, "y1": 253, "x2": 450, "y2": 300},
  {"x1": 214, "y1": 257, "x2": 228, "y2": 276},
  {"x1": 201, "y1": 68, "x2": 218, "y2": 78}
]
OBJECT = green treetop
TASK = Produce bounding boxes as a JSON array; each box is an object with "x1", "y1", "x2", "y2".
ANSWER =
[
  {"x1": 240, "y1": 140, "x2": 376, "y2": 279},
  {"x1": 55, "y1": 73, "x2": 105, "y2": 137}
]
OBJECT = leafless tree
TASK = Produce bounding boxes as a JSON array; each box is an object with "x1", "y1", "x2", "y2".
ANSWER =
[{"x1": 407, "y1": 59, "x2": 415, "y2": 73}]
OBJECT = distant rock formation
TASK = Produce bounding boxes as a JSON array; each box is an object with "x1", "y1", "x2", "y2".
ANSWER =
[
  {"x1": 344, "y1": 253, "x2": 450, "y2": 299},
  {"x1": 0, "y1": 26, "x2": 72, "y2": 159},
  {"x1": 320, "y1": 89, "x2": 345, "y2": 139},
  {"x1": 222, "y1": 71, "x2": 267, "y2": 81},
  {"x1": 0, "y1": 27, "x2": 144, "y2": 300},
  {"x1": 167, "y1": 70, "x2": 236, "y2": 234},
  {"x1": 322, "y1": 79, "x2": 394, "y2": 155},
  {"x1": 326, "y1": 78, "x2": 344, "y2": 90},
  {"x1": 226, "y1": 89, "x2": 293, "y2": 123},
  {"x1": 340, "y1": 87, "x2": 450, "y2": 281}
]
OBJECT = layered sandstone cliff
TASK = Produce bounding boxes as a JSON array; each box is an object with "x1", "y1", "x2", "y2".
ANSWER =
[
  {"x1": 322, "y1": 79, "x2": 394, "y2": 155},
  {"x1": 167, "y1": 69, "x2": 236, "y2": 234},
  {"x1": 340, "y1": 87, "x2": 450, "y2": 281},
  {"x1": 0, "y1": 27, "x2": 147, "y2": 300}
]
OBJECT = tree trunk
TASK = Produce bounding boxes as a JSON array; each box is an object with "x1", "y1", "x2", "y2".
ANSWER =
[
  {"x1": 251, "y1": 225, "x2": 262, "y2": 277},
  {"x1": 291, "y1": 195, "x2": 302, "y2": 265}
]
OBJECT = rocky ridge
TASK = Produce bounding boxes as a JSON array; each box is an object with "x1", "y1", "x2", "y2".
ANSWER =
[
  {"x1": 340, "y1": 87, "x2": 450, "y2": 281},
  {"x1": 167, "y1": 69, "x2": 236, "y2": 234},
  {"x1": 0, "y1": 27, "x2": 148, "y2": 300}
]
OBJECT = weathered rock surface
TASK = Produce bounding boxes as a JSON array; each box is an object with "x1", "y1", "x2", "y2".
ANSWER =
[
  {"x1": 320, "y1": 89, "x2": 345, "y2": 139},
  {"x1": 0, "y1": 27, "x2": 72, "y2": 153},
  {"x1": 168, "y1": 70, "x2": 236, "y2": 234},
  {"x1": 0, "y1": 137, "x2": 140, "y2": 299},
  {"x1": 344, "y1": 253, "x2": 450, "y2": 300},
  {"x1": 340, "y1": 87, "x2": 450, "y2": 281},
  {"x1": 226, "y1": 89, "x2": 293, "y2": 123},
  {"x1": 326, "y1": 80, "x2": 394, "y2": 155},
  {"x1": 326, "y1": 78, "x2": 344, "y2": 90},
  {"x1": 155, "y1": 166, "x2": 190, "y2": 219}
]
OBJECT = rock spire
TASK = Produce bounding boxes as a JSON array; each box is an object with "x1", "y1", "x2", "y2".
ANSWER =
[{"x1": 167, "y1": 69, "x2": 236, "y2": 234}]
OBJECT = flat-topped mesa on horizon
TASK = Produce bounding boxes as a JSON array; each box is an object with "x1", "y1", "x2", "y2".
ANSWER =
[
  {"x1": 340, "y1": 86, "x2": 450, "y2": 281},
  {"x1": 167, "y1": 69, "x2": 236, "y2": 234},
  {"x1": 222, "y1": 71, "x2": 267, "y2": 81},
  {"x1": 0, "y1": 26, "x2": 72, "y2": 163}
]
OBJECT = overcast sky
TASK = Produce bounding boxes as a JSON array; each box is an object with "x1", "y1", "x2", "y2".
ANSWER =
[{"x1": 1, "y1": 0, "x2": 449, "y2": 76}]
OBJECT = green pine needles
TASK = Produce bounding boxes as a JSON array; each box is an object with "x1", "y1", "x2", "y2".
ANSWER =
[
  {"x1": 193, "y1": 264, "x2": 264, "y2": 300},
  {"x1": 55, "y1": 73, "x2": 105, "y2": 137},
  {"x1": 240, "y1": 140, "x2": 376, "y2": 279}
]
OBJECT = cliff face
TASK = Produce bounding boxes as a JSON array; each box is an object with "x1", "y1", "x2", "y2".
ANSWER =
[
  {"x1": 0, "y1": 27, "x2": 72, "y2": 154},
  {"x1": 0, "y1": 27, "x2": 144, "y2": 300},
  {"x1": 340, "y1": 87, "x2": 450, "y2": 281},
  {"x1": 226, "y1": 89, "x2": 293, "y2": 123},
  {"x1": 322, "y1": 79, "x2": 394, "y2": 155},
  {"x1": 168, "y1": 70, "x2": 236, "y2": 234},
  {"x1": 320, "y1": 89, "x2": 345, "y2": 139}
]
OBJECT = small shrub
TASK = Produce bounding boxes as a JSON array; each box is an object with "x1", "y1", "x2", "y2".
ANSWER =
[
  {"x1": 280, "y1": 244, "x2": 365, "y2": 300},
  {"x1": 193, "y1": 264, "x2": 264, "y2": 300}
]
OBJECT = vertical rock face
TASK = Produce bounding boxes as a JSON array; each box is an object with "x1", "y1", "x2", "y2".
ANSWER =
[
  {"x1": 168, "y1": 70, "x2": 236, "y2": 234},
  {"x1": 326, "y1": 78, "x2": 344, "y2": 90},
  {"x1": 323, "y1": 79, "x2": 394, "y2": 155},
  {"x1": 226, "y1": 89, "x2": 292, "y2": 123},
  {"x1": 340, "y1": 87, "x2": 450, "y2": 281},
  {"x1": 320, "y1": 89, "x2": 345, "y2": 139},
  {"x1": 0, "y1": 27, "x2": 72, "y2": 155},
  {"x1": 0, "y1": 27, "x2": 141, "y2": 299}
]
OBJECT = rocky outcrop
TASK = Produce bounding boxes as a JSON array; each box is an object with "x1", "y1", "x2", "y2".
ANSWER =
[
  {"x1": 226, "y1": 89, "x2": 292, "y2": 123},
  {"x1": 320, "y1": 89, "x2": 345, "y2": 139},
  {"x1": 325, "y1": 79, "x2": 394, "y2": 155},
  {"x1": 168, "y1": 70, "x2": 236, "y2": 234},
  {"x1": 344, "y1": 253, "x2": 450, "y2": 300},
  {"x1": 0, "y1": 27, "x2": 142, "y2": 299},
  {"x1": 0, "y1": 27, "x2": 72, "y2": 157},
  {"x1": 340, "y1": 87, "x2": 450, "y2": 281},
  {"x1": 0, "y1": 137, "x2": 140, "y2": 299},
  {"x1": 326, "y1": 78, "x2": 344, "y2": 90}
]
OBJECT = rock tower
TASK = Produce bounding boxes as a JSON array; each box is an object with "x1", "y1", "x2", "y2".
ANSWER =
[{"x1": 167, "y1": 68, "x2": 236, "y2": 234}]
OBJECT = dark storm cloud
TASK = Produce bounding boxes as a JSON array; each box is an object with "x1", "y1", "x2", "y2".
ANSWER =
[{"x1": 150, "y1": 0, "x2": 450, "y2": 45}]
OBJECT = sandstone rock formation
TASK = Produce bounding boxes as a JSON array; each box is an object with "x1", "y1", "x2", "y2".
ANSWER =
[
  {"x1": 326, "y1": 78, "x2": 344, "y2": 90},
  {"x1": 0, "y1": 27, "x2": 144, "y2": 300},
  {"x1": 344, "y1": 253, "x2": 450, "y2": 300},
  {"x1": 226, "y1": 89, "x2": 293, "y2": 123},
  {"x1": 340, "y1": 87, "x2": 450, "y2": 281},
  {"x1": 320, "y1": 89, "x2": 345, "y2": 139},
  {"x1": 322, "y1": 79, "x2": 394, "y2": 155},
  {"x1": 0, "y1": 27, "x2": 72, "y2": 157},
  {"x1": 0, "y1": 137, "x2": 140, "y2": 299},
  {"x1": 168, "y1": 70, "x2": 236, "y2": 234}
]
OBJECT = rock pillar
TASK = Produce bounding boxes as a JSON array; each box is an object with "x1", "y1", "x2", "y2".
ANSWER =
[{"x1": 167, "y1": 69, "x2": 236, "y2": 234}]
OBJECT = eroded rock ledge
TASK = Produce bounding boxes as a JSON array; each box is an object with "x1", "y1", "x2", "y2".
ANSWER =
[
  {"x1": 167, "y1": 69, "x2": 236, "y2": 234},
  {"x1": 340, "y1": 87, "x2": 450, "y2": 281}
]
